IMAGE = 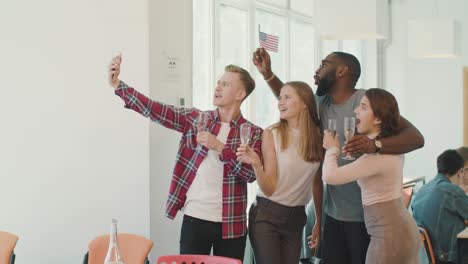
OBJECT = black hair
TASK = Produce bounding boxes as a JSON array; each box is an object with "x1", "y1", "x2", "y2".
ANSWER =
[
  {"x1": 437, "y1": 149, "x2": 464, "y2": 176},
  {"x1": 332, "y1": 51, "x2": 361, "y2": 86}
]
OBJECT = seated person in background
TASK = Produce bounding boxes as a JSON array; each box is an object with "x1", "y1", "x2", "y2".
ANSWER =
[
  {"x1": 456, "y1": 146, "x2": 468, "y2": 193},
  {"x1": 412, "y1": 149, "x2": 468, "y2": 264}
]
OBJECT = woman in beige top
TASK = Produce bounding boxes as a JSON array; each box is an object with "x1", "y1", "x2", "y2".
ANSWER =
[
  {"x1": 237, "y1": 81, "x2": 323, "y2": 264},
  {"x1": 322, "y1": 88, "x2": 420, "y2": 264}
]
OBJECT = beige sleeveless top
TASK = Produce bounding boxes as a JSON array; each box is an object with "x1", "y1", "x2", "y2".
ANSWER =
[{"x1": 258, "y1": 128, "x2": 320, "y2": 206}]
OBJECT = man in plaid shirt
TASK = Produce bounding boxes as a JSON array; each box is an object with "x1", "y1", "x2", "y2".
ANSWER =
[{"x1": 109, "y1": 55, "x2": 262, "y2": 261}]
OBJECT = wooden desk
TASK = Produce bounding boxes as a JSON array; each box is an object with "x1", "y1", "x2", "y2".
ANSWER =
[
  {"x1": 457, "y1": 227, "x2": 468, "y2": 264},
  {"x1": 458, "y1": 227, "x2": 468, "y2": 239},
  {"x1": 403, "y1": 176, "x2": 426, "y2": 187}
]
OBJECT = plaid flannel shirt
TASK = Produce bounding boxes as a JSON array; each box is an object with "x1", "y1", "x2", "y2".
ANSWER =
[{"x1": 115, "y1": 81, "x2": 263, "y2": 239}]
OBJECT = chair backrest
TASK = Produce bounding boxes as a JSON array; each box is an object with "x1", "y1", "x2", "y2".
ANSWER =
[
  {"x1": 0, "y1": 231, "x2": 18, "y2": 264},
  {"x1": 87, "y1": 233, "x2": 153, "y2": 264},
  {"x1": 418, "y1": 227, "x2": 436, "y2": 264},
  {"x1": 157, "y1": 254, "x2": 242, "y2": 264},
  {"x1": 402, "y1": 185, "x2": 414, "y2": 209}
]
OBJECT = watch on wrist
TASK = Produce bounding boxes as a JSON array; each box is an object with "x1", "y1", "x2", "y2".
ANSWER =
[{"x1": 374, "y1": 139, "x2": 382, "y2": 153}]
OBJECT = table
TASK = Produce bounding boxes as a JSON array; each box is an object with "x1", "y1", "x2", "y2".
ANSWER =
[
  {"x1": 403, "y1": 176, "x2": 426, "y2": 187},
  {"x1": 457, "y1": 227, "x2": 468, "y2": 264}
]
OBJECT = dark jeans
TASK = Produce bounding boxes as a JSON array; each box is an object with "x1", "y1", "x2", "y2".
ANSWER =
[
  {"x1": 322, "y1": 214, "x2": 370, "y2": 264},
  {"x1": 179, "y1": 214, "x2": 247, "y2": 261},
  {"x1": 436, "y1": 261, "x2": 455, "y2": 264},
  {"x1": 249, "y1": 197, "x2": 307, "y2": 264}
]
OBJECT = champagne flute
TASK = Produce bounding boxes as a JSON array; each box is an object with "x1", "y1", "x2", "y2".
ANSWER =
[
  {"x1": 342, "y1": 117, "x2": 356, "y2": 160},
  {"x1": 195, "y1": 112, "x2": 209, "y2": 151},
  {"x1": 328, "y1": 119, "x2": 337, "y2": 137},
  {"x1": 196, "y1": 112, "x2": 209, "y2": 133},
  {"x1": 240, "y1": 123, "x2": 251, "y2": 146}
]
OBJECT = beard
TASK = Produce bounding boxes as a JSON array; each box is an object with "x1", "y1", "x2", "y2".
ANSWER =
[{"x1": 315, "y1": 73, "x2": 336, "y2": 96}]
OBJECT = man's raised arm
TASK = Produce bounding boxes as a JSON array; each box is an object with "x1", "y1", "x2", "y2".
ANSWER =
[{"x1": 252, "y1": 48, "x2": 284, "y2": 98}]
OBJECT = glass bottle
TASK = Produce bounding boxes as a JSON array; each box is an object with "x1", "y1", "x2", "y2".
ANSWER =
[{"x1": 104, "y1": 218, "x2": 125, "y2": 264}]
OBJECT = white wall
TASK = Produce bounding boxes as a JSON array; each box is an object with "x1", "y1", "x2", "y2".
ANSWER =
[
  {"x1": 385, "y1": 0, "x2": 467, "y2": 179},
  {"x1": 0, "y1": 0, "x2": 150, "y2": 263},
  {"x1": 147, "y1": 0, "x2": 193, "y2": 260}
]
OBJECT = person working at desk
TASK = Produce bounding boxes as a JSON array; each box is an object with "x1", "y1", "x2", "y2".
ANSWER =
[{"x1": 412, "y1": 149, "x2": 468, "y2": 264}]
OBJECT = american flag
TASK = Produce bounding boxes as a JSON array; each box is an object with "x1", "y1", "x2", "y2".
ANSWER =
[{"x1": 259, "y1": 30, "x2": 279, "y2": 52}]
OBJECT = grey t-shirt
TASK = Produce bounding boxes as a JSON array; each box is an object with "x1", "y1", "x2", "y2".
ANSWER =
[{"x1": 316, "y1": 89, "x2": 366, "y2": 222}]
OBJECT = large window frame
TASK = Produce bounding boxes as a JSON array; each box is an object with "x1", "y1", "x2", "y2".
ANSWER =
[
  {"x1": 193, "y1": 0, "x2": 322, "y2": 123},
  {"x1": 193, "y1": 0, "x2": 366, "y2": 117}
]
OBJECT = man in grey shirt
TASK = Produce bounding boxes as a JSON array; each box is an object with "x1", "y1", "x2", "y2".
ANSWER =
[{"x1": 252, "y1": 49, "x2": 425, "y2": 264}]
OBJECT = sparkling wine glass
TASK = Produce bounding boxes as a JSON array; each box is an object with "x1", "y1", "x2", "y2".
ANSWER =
[
  {"x1": 194, "y1": 112, "x2": 209, "y2": 151},
  {"x1": 328, "y1": 118, "x2": 337, "y2": 137},
  {"x1": 342, "y1": 117, "x2": 356, "y2": 160},
  {"x1": 196, "y1": 112, "x2": 209, "y2": 132},
  {"x1": 240, "y1": 123, "x2": 251, "y2": 146}
]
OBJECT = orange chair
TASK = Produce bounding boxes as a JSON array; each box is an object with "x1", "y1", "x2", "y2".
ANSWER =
[
  {"x1": 419, "y1": 227, "x2": 436, "y2": 264},
  {"x1": 0, "y1": 231, "x2": 18, "y2": 264},
  {"x1": 402, "y1": 185, "x2": 414, "y2": 209},
  {"x1": 157, "y1": 255, "x2": 242, "y2": 264},
  {"x1": 83, "y1": 233, "x2": 153, "y2": 264}
]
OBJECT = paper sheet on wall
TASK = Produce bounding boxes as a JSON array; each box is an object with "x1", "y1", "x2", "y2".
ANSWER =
[{"x1": 160, "y1": 51, "x2": 181, "y2": 82}]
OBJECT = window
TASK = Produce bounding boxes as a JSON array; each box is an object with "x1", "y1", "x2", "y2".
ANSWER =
[
  {"x1": 217, "y1": 4, "x2": 249, "y2": 73},
  {"x1": 290, "y1": 19, "x2": 316, "y2": 88},
  {"x1": 192, "y1": 0, "x2": 212, "y2": 111},
  {"x1": 342, "y1": 40, "x2": 364, "y2": 88},
  {"x1": 257, "y1": 0, "x2": 287, "y2": 8},
  {"x1": 254, "y1": 9, "x2": 286, "y2": 128},
  {"x1": 193, "y1": 0, "x2": 319, "y2": 127},
  {"x1": 321, "y1": 40, "x2": 339, "y2": 58},
  {"x1": 290, "y1": 0, "x2": 314, "y2": 16},
  {"x1": 217, "y1": 4, "x2": 250, "y2": 114}
]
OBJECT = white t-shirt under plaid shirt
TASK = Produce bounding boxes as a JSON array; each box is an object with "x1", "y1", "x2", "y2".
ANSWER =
[{"x1": 184, "y1": 122, "x2": 230, "y2": 222}]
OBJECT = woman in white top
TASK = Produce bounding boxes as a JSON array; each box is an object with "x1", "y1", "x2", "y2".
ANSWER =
[
  {"x1": 237, "y1": 81, "x2": 323, "y2": 264},
  {"x1": 322, "y1": 88, "x2": 420, "y2": 264}
]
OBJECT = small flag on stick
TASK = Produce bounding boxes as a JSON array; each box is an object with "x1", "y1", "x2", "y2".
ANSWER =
[{"x1": 258, "y1": 25, "x2": 279, "y2": 52}]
